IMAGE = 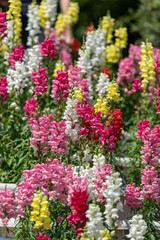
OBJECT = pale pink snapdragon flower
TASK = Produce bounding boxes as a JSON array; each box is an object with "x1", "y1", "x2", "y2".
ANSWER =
[
  {"x1": 51, "y1": 71, "x2": 69, "y2": 103},
  {"x1": 0, "y1": 189, "x2": 16, "y2": 225}
]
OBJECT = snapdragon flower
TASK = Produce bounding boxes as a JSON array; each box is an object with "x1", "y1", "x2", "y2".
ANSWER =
[
  {"x1": 127, "y1": 214, "x2": 147, "y2": 240},
  {"x1": 96, "y1": 73, "x2": 110, "y2": 97},
  {"x1": 86, "y1": 203, "x2": 104, "y2": 240},
  {"x1": 103, "y1": 172, "x2": 123, "y2": 227},
  {"x1": 26, "y1": 2, "x2": 40, "y2": 47}
]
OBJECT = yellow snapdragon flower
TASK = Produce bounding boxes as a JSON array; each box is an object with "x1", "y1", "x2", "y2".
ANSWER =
[
  {"x1": 107, "y1": 83, "x2": 121, "y2": 101},
  {"x1": 115, "y1": 27, "x2": 128, "y2": 49},
  {"x1": 55, "y1": 1, "x2": 79, "y2": 36},
  {"x1": 101, "y1": 14, "x2": 115, "y2": 44},
  {"x1": 94, "y1": 97, "x2": 110, "y2": 116},
  {"x1": 106, "y1": 44, "x2": 121, "y2": 63},
  {"x1": 66, "y1": 2, "x2": 79, "y2": 24},
  {"x1": 30, "y1": 192, "x2": 51, "y2": 230},
  {"x1": 139, "y1": 42, "x2": 155, "y2": 88},
  {"x1": 7, "y1": 0, "x2": 22, "y2": 45},
  {"x1": 55, "y1": 13, "x2": 67, "y2": 35},
  {"x1": 74, "y1": 88, "x2": 83, "y2": 102},
  {"x1": 100, "y1": 229, "x2": 111, "y2": 240},
  {"x1": 39, "y1": 0, "x2": 50, "y2": 28},
  {"x1": 53, "y1": 60, "x2": 65, "y2": 77}
]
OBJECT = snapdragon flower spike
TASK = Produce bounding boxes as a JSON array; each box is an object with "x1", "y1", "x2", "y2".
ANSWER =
[
  {"x1": 24, "y1": 99, "x2": 38, "y2": 118},
  {"x1": 127, "y1": 214, "x2": 147, "y2": 240},
  {"x1": 136, "y1": 120, "x2": 150, "y2": 139},
  {"x1": 141, "y1": 166, "x2": 160, "y2": 202},
  {"x1": 103, "y1": 172, "x2": 123, "y2": 227},
  {"x1": 30, "y1": 114, "x2": 54, "y2": 155},
  {"x1": 68, "y1": 65, "x2": 81, "y2": 88},
  {"x1": 61, "y1": 50, "x2": 72, "y2": 70},
  {"x1": 48, "y1": 120, "x2": 68, "y2": 156},
  {"x1": 94, "y1": 164, "x2": 112, "y2": 201},
  {"x1": 0, "y1": 12, "x2": 7, "y2": 39},
  {"x1": 51, "y1": 70, "x2": 69, "y2": 103},
  {"x1": 0, "y1": 189, "x2": 16, "y2": 226},
  {"x1": 67, "y1": 180, "x2": 89, "y2": 238},
  {"x1": 124, "y1": 183, "x2": 143, "y2": 209},
  {"x1": 76, "y1": 102, "x2": 104, "y2": 139},
  {"x1": 117, "y1": 57, "x2": 136, "y2": 88},
  {"x1": 40, "y1": 39, "x2": 56, "y2": 59},
  {"x1": 137, "y1": 121, "x2": 160, "y2": 166},
  {"x1": 9, "y1": 45, "x2": 24, "y2": 68},
  {"x1": 99, "y1": 109, "x2": 123, "y2": 152},
  {"x1": 30, "y1": 115, "x2": 68, "y2": 156},
  {"x1": 131, "y1": 78, "x2": 144, "y2": 93},
  {"x1": 0, "y1": 77, "x2": 8, "y2": 102},
  {"x1": 68, "y1": 65, "x2": 90, "y2": 102},
  {"x1": 86, "y1": 204, "x2": 104, "y2": 239},
  {"x1": 32, "y1": 68, "x2": 48, "y2": 95},
  {"x1": 157, "y1": 87, "x2": 160, "y2": 114}
]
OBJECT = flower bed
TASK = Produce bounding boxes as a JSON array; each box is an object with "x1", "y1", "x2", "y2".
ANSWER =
[{"x1": 0, "y1": 1, "x2": 160, "y2": 240}]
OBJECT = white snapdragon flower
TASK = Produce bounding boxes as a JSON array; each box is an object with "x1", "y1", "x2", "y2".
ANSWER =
[
  {"x1": 77, "y1": 48, "x2": 93, "y2": 100},
  {"x1": 24, "y1": 45, "x2": 42, "y2": 75},
  {"x1": 44, "y1": 0, "x2": 58, "y2": 29},
  {"x1": 103, "y1": 172, "x2": 123, "y2": 227},
  {"x1": 63, "y1": 96, "x2": 80, "y2": 142},
  {"x1": 77, "y1": 48, "x2": 92, "y2": 78},
  {"x1": 3, "y1": 21, "x2": 14, "y2": 51},
  {"x1": 93, "y1": 153, "x2": 106, "y2": 167},
  {"x1": 86, "y1": 203, "x2": 104, "y2": 240},
  {"x1": 85, "y1": 29, "x2": 106, "y2": 68},
  {"x1": 96, "y1": 73, "x2": 110, "y2": 97},
  {"x1": 26, "y1": 2, "x2": 40, "y2": 47},
  {"x1": 127, "y1": 214, "x2": 147, "y2": 240},
  {"x1": 7, "y1": 62, "x2": 28, "y2": 95}
]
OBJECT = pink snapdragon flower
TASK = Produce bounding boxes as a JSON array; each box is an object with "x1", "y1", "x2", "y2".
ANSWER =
[
  {"x1": 137, "y1": 121, "x2": 160, "y2": 167},
  {"x1": 30, "y1": 114, "x2": 54, "y2": 155},
  {"x1": 68, "y1": 65, "x2": 81, "y2": 87},
  {"x1": 94, "y1": 164, "x2": 112, "y2": 201},
  {"x1": 32, "y1": 68, "x2": 48, "y2": 95},
  {"x1": 0, "y1": 189, "x2": 16, "y2": 225},
  {"x1": 30, "y1": 115, "x2": 68, "y2": 157},
  {"x1": 125, "y1": 183, "x2": 143, "y2": 209},
  {"x1": 137, "y1": 120, "x2": 150, "y2": 139},
  {"x1": 15, "y1": 159, "x2": 74, "y2": 217},
  {"x1": 128, "y1": 44, "x2": 141, "y2": 74},
  {"x1": 157, "y1": 87, "x2": 160, "y2": 114},
  {"x1": 117, "y1": 57, "x2": 136, "y2": 86},
  {"x1": 51, "y1": 71, "x2": 69, "y2": 103},
  {"x1": 40, "y1": 39, "x2": 56, "y2": 59},
  {"x1": 48, "y1": 120, "x2": 68, "y2": 156},
  {"x1": 131, "y1": 78, "x2": 144, "y2": 93},
  {"x1": 24, "y1": 98, "x2": 37, "y2": 118},
  {"x1": 61, "y1": 50, "x2": 72, "y2": 70},
  {"x1": 141, "y1": 166, "x2": 160, "y2": 202},
  {"x1": 9, "y1": 45, "x2": 24, "y2": 68},
  {"x1": 36, "y1": 234, "x2": 51, "y2": 240},
  {"x1": 0, "y1": 12, "x2": 7, "y2": 38},
  {"x1": 0, "y1": 76, "x2": 8, "y2": 102}
]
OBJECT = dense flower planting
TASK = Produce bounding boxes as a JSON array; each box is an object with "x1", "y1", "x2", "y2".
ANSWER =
[{"x1": 0, "y1": 1, "x2": 159, "y2": 240}]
